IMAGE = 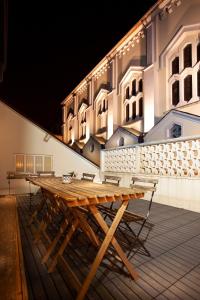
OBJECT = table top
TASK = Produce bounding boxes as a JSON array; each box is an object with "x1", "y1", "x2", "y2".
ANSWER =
[
  {"x1": 7, "y1": 172, "x2": 36, "y2": 180},
  {"x1": 28, "y1": 177, "x2": 145, "y2": 207}
]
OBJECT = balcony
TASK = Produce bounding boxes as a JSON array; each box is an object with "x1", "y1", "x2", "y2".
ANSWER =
[{"x1": 15, "y1": 193, "x2": 200, "y2": 299}]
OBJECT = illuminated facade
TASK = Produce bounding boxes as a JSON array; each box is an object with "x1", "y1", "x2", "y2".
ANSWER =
[{"x1": 62, "y1": 0, "x2": 200, "y2": 165}]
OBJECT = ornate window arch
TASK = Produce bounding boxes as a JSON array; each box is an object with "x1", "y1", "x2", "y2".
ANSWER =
[
  {"x1": 94, "y1": 89, "x2": 109, "y2": 135},
  {"x1": 66, "y1": 112, "x2": 74, "y2": 145},
  {"x1": 161, "y1": 24, "x2": 200, "y2": 110},
  {"x1": 78, "y1": 102, "x2": 88, "y2": 141},
  {"x1": 119, "y1": 66, "x2": 144, "y2": 125},
  {"x1": 118, "y1": 137, "x2": 124, "y2": 147}
]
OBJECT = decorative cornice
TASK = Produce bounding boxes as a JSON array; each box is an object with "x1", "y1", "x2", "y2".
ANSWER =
[
  {"x1": 94, "y1": 59, "x2": 111, "y2": 80},
  {"x1": 116, "y1": 29, "x2": 145, "y2": 59},
  {"x1": 159, "y1": 0, "x2": 182, "y2": 20}
]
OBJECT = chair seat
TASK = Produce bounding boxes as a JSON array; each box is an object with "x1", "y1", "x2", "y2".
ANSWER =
[{"x1": 130, "y1": 184, "x2": 156, "y2": 192}]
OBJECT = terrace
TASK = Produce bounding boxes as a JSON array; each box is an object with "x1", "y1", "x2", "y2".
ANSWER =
[{"x1": 14, "y1": 192, "x2": 200, "y2": 300}]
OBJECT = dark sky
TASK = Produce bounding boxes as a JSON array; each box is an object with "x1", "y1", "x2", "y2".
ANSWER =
[{"x1": 0, "y1": 0, "x2": 156, "y2": 134}]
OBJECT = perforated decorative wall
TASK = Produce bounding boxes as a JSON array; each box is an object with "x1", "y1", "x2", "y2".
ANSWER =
[
  {"x1": 140, "y1": 139, "x2": 200, "y2": 177},
  {"x1": 103, "y1": 147, "x2": 137, "y2": 173},
  {"x1": 102, "y1": 139, "x2": 200, "y2": 177}
]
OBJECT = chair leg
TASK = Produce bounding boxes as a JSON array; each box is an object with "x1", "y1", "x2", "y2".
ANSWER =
[{"x1": 124, "y1": 221, "x2": 152, "y2": 258}]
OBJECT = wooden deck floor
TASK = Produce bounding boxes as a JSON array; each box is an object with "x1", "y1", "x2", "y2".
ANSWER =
[{"x1": 17, "y1": 194, "x2": 200, "y2": 300}]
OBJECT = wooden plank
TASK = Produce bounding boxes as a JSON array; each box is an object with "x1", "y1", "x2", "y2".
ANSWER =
[
  {"x1": 18, "y1": 198, "x2": 74, "y2": 300},
  {"x1": 0, "y1": 196, "x2": 28, "y2": 300},
  {"x1": 17, "y1": 211, "x2": 48, "y2": 299},
  {"x1": 16, "y1": 206, "x2": 29, "y2": 300}
]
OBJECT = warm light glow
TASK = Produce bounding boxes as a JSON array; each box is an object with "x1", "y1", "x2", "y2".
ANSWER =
[
  {"x1": 107, "y1": 112, "x2": 113, "y2": 139},
  {"x1": 144, "y1": 99, "x2": 155, "y2": 132},
  {"x1": 86, "y1": 122, "x2": 90, "y2": 140},
  {"x1": 71, "y1": 130, "x2": 75, "y2": 144}
]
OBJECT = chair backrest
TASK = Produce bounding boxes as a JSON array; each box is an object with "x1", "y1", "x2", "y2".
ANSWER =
[
  {"x1": 67, "y1": 171, "x2": 75, "y2": 177},
  {"x1": 37, "y1": 171, "x2": 55, "y2": 177},
  {"x1": 81, "y1": 173, "x2": 95, "y2": 182},
  {"x1": 131, "y1": 177, "x2": 158, "y2": 218},
  {"x1": 102, "y1": 175, "x2": 121, "y2": 186}
]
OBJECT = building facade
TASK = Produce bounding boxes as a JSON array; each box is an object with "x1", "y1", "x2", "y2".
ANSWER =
[{"x1": 61, "y1": 0, "x2": 200, "y2": 165}]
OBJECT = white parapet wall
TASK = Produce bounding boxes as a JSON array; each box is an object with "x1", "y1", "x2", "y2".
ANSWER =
[{"x1": 100, "y1": 135, "x2": 200, "y2": 212}]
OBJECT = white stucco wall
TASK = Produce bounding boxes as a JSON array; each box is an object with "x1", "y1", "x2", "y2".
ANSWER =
[
  {"x1": 0, "y1": 101, "x2": 99, "y2": 194},
  {"x1": 145, "y1": 111, "x2": 200, "y2": 142}
]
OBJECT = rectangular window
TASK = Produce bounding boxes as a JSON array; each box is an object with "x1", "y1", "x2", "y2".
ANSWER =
[
  {"x1": 132, "y1": 80, "x2": 136, "y2": 96},
  {"x1": 44, "y1": 156, "x2": 52, "y2": 172},
  {"x1": 139, "y1": 98, "x2": 143, "y2": 117},
  {"x1": 198, "y1": 71, "x2": 200, "y2": 97},
  {"x1": 184, "y1": 75, "x2": 192, "y2": 102},
  {"x1": 184, "y1": 44, "x2": 192, "y2": 68},
  {"x1": 15, "y1": 154, "x2": 53, "y2": 173},
  {"x1": 126, "y1": 104, "x2": 129, "y2": 122},
  {"x1": 16, "y1": 154, "x2": 25, "y2": 173},
  {"x1": 172, "y1": 57, "x2": 179, "y2": 75},
  {"x1": 35, "y1": 156, "x2": 43, "y2": 172},
  {"x1": 26, "y1": 155, "x2": 34, "y2": 173},
  {"x1": 172, "y1": 81, "x2": 180, "y2": 106},
  {"x1": 125, "y1": 87, "x2": 130, "y2": 99},
  {"x1": 132, "y1": 102, "x2": 136, "y2": 119}
]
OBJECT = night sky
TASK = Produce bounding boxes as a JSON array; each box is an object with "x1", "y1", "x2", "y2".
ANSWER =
[{"x1": 0, "y1": 0, "x2": 156, "y2": 134}]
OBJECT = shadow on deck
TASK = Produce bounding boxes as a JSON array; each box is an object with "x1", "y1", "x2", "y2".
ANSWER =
[{"x1": 17, "y1": 194, "x2": 200, "y2": 300}]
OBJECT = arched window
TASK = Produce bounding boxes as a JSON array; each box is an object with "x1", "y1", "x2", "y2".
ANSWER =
[
  {"x1": 139, "y1": 98, "x2": 143, "y2": 117},
  {"x1": 131, "y1": 79, "x2": 136, "y2": 96},
  {"x1": 198, "y1": 70, "x2": 200, "y2": 97},
  {"x1": 118, "y1": 137, "x2": 124, "y2": 147},
  {"x1": 172, "y1": 57, "x2": 179, "y2": 75},
  {"x1": 197, "y1": 43, "x2": 200, "y2": 62},
  {"x1": 184, "y1": 75, "x2": 192, "y2": 102},
  {"x1": 90, "y1": 143, "x2": 94, "y2": 152},
  {"x1": 170, "y1": 124, "x2": 182, "y2": 138},
  {"x1": 98, "y1": 103, "x2": 101, "y2": 115},
  {"x1": 172, "y1": 81, "x2": 179, "y2": 106},
  {"x1": 184, "y1": 44, "x2": 192, "y2": 68},
  {"x1": 132, "y1": 102, "x2": 136, "y2": 119},
  {"x1": 126, "y1": 104, "x2": 129, "y2": 122},
  {"x1": 125, "y1": 86, "x2": 130, "y2": 99},
  {"x1": 138, "y1": 79, "x2": 143, "y2": 92},
  {"x1": 103, "y1": 99, "x2": 106, "y2": 112}
]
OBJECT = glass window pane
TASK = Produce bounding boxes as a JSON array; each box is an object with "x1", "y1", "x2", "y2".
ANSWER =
[{"x1": 16, "y1": 154, "x2": 24, "y2": 173}]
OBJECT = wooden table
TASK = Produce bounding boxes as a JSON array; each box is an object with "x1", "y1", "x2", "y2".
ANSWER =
[{"x1": 28, "y1": 177, "x2": 145, "y2": 300}]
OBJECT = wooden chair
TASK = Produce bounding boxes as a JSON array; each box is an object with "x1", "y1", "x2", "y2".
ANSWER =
[
  {"x1": 125, "y1": 177, "x2": 158, "y2": 257},
  {"x1": 67, "y1": 171, "x2": 76, "y2": 177},
  {"x1": 101, "y1": 176, "x2": 158, "y2": 257},
  {"x1": 102, "y1": 175, "x2": 121, "y2": 186},
  {"x1": 37, "y1": 171, "x2": 55, "y2": 177},
  {"x1": 81, "y1": 173, "x2": 95, "y2": 182},
  {"x1": 101, "y1": 175, "x2": 121, "y2": 211}
]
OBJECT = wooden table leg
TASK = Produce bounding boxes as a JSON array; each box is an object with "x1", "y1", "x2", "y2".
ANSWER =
[
  {"x1": 48, "y1": 218, "x2": 79, "y2": 273},
  {"x1": 76, "y1": 200, "x2": 138, "y2": 300},
  {"x1": 73, "y1": 208, "x2": 100, "y2": 247},
  {"x1": 90, "y1": 203, "x2": 139, "y2": 280},
  {"x1": 42, "y1": 218, "x2": 69, "y2": 264}
]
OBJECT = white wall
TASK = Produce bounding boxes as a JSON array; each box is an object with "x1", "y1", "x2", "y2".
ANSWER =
[
  {"x1": 145, "y1": 111, "x2": 200, "y2": 142},
  {"x1": 0, "y1": 101, "x2": 99, "y2": 194}
]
